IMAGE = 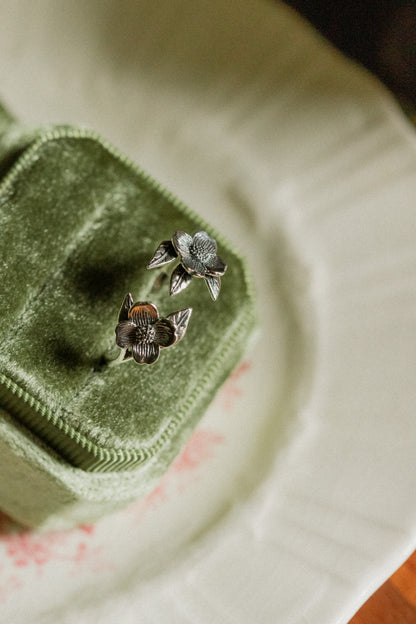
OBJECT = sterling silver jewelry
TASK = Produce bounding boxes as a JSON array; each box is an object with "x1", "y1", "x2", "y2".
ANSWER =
[
  {"x1": 113, "y1": 293, "x2": 192, "y2": 365},
  {"x1": 147, "y1": 230, "x2": 227, "y2": 301}
]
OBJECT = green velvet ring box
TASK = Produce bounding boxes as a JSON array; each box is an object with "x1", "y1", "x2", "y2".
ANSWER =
[{"x1": 0, "y1": 105, "x2": 256, "y2": 529}]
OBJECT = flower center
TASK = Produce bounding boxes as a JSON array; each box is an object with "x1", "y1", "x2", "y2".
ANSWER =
[{"x1": 135, "y1": 324, "x2": 156, "y2": 344}]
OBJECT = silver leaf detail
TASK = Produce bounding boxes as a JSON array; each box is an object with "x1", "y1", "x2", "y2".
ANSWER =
[
  {"x1": 147, "y1": 240, "x2": 177, "y2": 269},
  {"x1": 166, "y1": 308, "x2": 193, "y2": 344},
  {"x1": 170, "y1": 264, "x2": 193, "y2": 296},
  {"x1": 118, "y1": 292, "x2": 134, "y2": 322},
  {"x1": 205, "y1": 274, "x2": 221, "y2": 301}
]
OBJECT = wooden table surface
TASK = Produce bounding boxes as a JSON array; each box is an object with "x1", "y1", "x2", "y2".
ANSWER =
[{"x1": 349, "y1": 551, "x2": 416, "y2": 623}]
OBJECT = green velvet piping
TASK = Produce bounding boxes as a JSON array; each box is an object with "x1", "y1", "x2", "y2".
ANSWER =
[{"x1": 0, "y1": 126, "x2": 256, "y2": 472}]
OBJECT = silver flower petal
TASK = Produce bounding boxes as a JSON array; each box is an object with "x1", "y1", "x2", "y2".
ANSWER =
[
  {"x1": 154, "y1": 318, "x2": 176, "y2": 348},
  {"x1": 147, "y1": 240, "x2": 177, "y2": 269},
  {"x1": 206, "y1": 255, "x2": 227, "y2": 276},
  {"x1": 115, "y1": 320, "x2": 136, "y2": 348},
  {"x1": 172, "y1": 230, "x2": 193, "y2": 256},
  {"x1": 170, "y1": 264, "x2": 193, "y2": 296},
  {"x1": 129, "y1": 301, "x2": 159, "y2": 325},
  {"x1": 205, "y1": 274, "x2": 221, "y2": 301},
  {"x1": 180, "y1": 253, "x2": 206, "y2": 277},
  {"x1": 192, "y1": 231, "x2": 217, "y2": 256},
  {"x1": 132, "y1": 342, "x2": 160, "y2": 365}
]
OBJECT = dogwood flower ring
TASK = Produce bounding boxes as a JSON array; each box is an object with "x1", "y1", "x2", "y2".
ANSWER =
[
  {"x1": 114, "y1": 293, "x2": 192, "y2": 365},
  {"x1": 147, "y1": 230, "x2": 227, "y2": 301}
]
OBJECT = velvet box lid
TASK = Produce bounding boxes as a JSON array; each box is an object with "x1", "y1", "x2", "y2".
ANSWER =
[{"x1": 0, "y1": 106, "x2": 256, "y2": 527}]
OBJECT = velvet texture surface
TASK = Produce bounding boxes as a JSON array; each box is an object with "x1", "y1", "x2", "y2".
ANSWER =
[{"x1": 0, "y1": 105, "x2": 256, "y2": 526}]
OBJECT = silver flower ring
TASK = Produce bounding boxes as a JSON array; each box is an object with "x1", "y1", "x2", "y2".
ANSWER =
[{"x1": 147, "y1": 230, "x2": 227, "y2": 301}]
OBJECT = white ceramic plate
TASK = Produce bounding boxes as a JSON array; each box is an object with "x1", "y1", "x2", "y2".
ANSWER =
[{"x1": 0, "y1": 1, "x2": 416, "y2": 622}]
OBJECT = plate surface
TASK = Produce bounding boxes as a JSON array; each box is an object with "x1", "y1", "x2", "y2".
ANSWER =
[{"x1": 0, "y1": 1, "x2": 416, "y2": 622}]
